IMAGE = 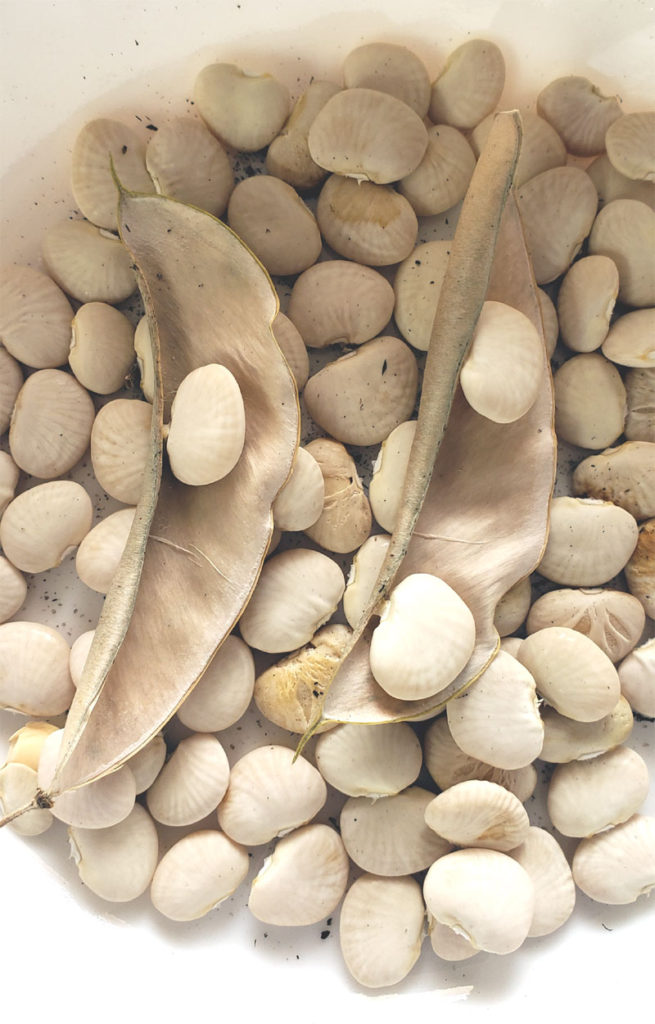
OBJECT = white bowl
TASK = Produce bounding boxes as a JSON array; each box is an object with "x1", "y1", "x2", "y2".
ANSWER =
[{"x1": 1, "y1": 2, "x2": 653, "y2": 1021}]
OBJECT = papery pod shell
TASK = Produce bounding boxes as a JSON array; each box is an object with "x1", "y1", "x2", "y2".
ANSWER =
[
  {"x1": 40, "y1": 190, "x2": 299, "y2": 801},
  {"x1": 302, "y1": 117, "x2": 555, "y2": 734}
]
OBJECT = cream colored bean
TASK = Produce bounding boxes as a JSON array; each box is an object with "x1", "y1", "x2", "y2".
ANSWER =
[
  {"x1": 619, "y1": 639, "x2": 655, "y2": 718},
  {"x1": 287, "y1": 259, "x2": 395, "y2": 349},
  {"x1": 370, "y1": 573, "x2": 475, "y2": 701},
  {"x1": 624, "y1": 517, "x2": 655, "y2": 618},
  {"x1": 217, "y1": 744, "x2": 327, "y2": 846},
  {"x1": 146, "y1": 117, "x2": 234, "y2": 216},
  {"x1": 238, "y1": 547, "x2": 344, "y2": 654},
  {"x1": 572, "y1": 814, "x2": 655, "y2": 904},
  {"x1": 9, "y1": 369, "x2": 95, "y2": 479},
  {"x1": 265, "y1": 80, "x2": 341, "y2": 190},
  {"x1": 508, "y1": 827, "x2": 576, "y2": 937},
  {"x1": 557, "y1": 255, "x2": 619, "y2": 353},
  {"x1": 146, "y1": 733, "x2": 230, "y2": 828},
  {"x1": 429, "y1": 39, "x2": 505, "y2": 129},
  {"x1": 586, "y1": 153, "x2": 655, "y2": 209},
  {"x1": 572, "y1": 441, "x2": 655, "y2": 520},
  {"x1": 424, "y1": 714, "x2": 538, "y2": 803},
  {"x1": 308, "y1": 88, "x2": 428, "y2": 184},
  {"x1": 460, "y1": 300, "x2": 544, "y2": 424},
  {"x1": 303, "y1": 335, "x2": 419, "y2": 446},
  {"x1": 547, "y1": 745, "x2": 649, "y2": 838},
  {"x1": 90, "y1": 398, "x2": 152, "y2": 505},
  {"x1": 601, "y1": 308, "x2": 655, "y2": 369},
  {"x1": 165, "y1": 364, "x2": 246, "y2": 486},
  {"x1": 526, "y1": 587, "x2": 646, "y2": 663},
  {"x1": 393, "y1": 240, "x2": 451, "y2": 352},
  {"x1": 0, "y1": 347, "x2": 23, "y2": 433},
  {"x1": 624, "y1": 368, "x2": 655, "y2": 443},
  {"x1": 0, "y1": 480, "x2": 93, "y2": 573},
  {"x1": 302, "y1": 438, "x2": 371, "y2": 553},
  {"x1": 428, "y1": 916, "x2": 479, "y2": 962},
  {"x1": 38, "y1": 728, "x2": 136, "y2": 829},
  {"x1": 399, "y1": 124, "x2": 476, "y2": 216},
  {"x1": 315, "y1": 721, "x2": 422, "y2": 798},
  {"x1": 606, "y1": 112, "x2": 655, "y2": 181},
  {"x1": 0, "y1": 451, "x2": 19, "y2": 515},
  {"x1": 517, "y1": 166, "x2": 598, "y2": 284},
  {"x1": 423, "y1": 848, "x2": 534, "y2": 955},
  {"x1": 425, "y1": 780, "x2": 530, "y2": 853},
  {"x1": 69, "y1": 629, "x2": 95, "y2": 688},
  {"x1": 446, "y1": 650, "x2": 544, "y2": 770},
  {"x1": 42, "y1": 220, "x2": 137, "y2": 305},
  {"x1": 343, "y1": 42, "x2": 431, "y2": 117},
  {"x1": 340, "y1": 787, "x2": 451, "y2": 877},
  {"x1": 124, "y1": 734, "x2": 167, "y2": 795},
  {"x1": 272, "y1": 445, "x2": 325, "y2": 533},
  {"x1": 316, "y1": 175, "x2": 418, "y2": 266},
  {"x1": 0, "y1": 264, "x2": 73, "y2": 369},
  {"x1": 6, "y1": 721, "x2": 58, "y2": 771},
  {"x1": 71, "y1": 118, "x2": 154, "y2": 230},
  {"x1": 556, "y1": 348, "x2": 630, "y2": 452},
  {"x1": 248, "y1": 824, "x2": 349, "y2": 926},
  {"x1": 539, "y1": 697, "x2": 634, "y2": 764},
  {"x1": 0, "y1": 555, "x2": 27, "y2": 624},
  {"x1": 369, "y1": 419, "x2": 416, "y2": 531},
  {"x1": 75, "y1": 507, "x2": 136, "y2": 594},
  {"x1": 176, "y1": 634, "x2": 255, "y2": 733},
  {"x1": 588, "y1": 199, "x2": 655, "y2": 307},
  {"x1": 343, "y1": 533, "x2": 391, "y2": 629},
  {"x1": 227, "y1": 175, "x2": 322, "y2": 277},
  {"x1": 339, "y1": 874, "x2": 426, "y2": 989},
  {"x1": 150, "y1": 829, "x2": 249, "y2": 921},
  {"x1": 493, "y1": 576, "x2": 532, "y2": 638},
  {"x1": 69, "y1": 803, "x2": 159, "y2": 902},
  {"x1": 194, "y1": 63, "x2": 290, "y2": 152},
  {"x1": 133, "y1": 315, "x2": 155, "y2": 403},
  {"x1": 69, "y1": 302, "x2": 136, "y2": 394},
  {"x1": 536, "y1": 75, "x2": 622, "y2": 156},
  {"x1": 518, "y1": 626, "x2": 621, "y2": 722},
  {"x1": 536, "y1": 496, "x2": 638, "y2": 587}
]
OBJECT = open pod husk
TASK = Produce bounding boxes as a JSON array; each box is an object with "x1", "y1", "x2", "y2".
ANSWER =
[
  {"x1": 7, "y1": 190, "x2": 299, "y2": 812},
  {"x1": 289, "y1": 112, "x2": 556, "y2": 744},
  {"x1": 315, "y1": 196, "x2": 555, "y2": 729}
]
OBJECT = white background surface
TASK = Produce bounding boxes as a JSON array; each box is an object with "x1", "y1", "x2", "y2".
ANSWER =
[{"x1": 1, "y1": 1, "x2": 654, "y2": 1021}]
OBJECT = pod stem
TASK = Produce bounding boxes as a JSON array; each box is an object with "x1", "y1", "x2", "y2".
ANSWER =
[{"x1": 0, "y1": 796, "x2": 40, "y2": 829}]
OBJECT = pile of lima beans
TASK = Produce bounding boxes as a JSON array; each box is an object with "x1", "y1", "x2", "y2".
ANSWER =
[{"x1": 1, "y1": 37, "x2": 654, "y2": 990}]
